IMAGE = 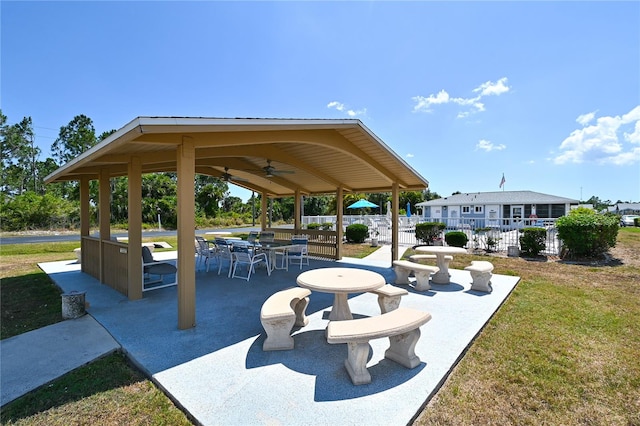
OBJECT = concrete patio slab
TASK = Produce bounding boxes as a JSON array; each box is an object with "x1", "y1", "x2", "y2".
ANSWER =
[{"x1": 24, "y1": 249, "x2": 519, "y2": 425}]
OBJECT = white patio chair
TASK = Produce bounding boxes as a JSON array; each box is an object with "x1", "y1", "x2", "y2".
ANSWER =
[
  {"x1": 214, "y1": 238, "x2": 234, "y2": 277},
  {"x1": 195, "y1": 236, "x2": 217, "y2": 272},
  {"x1": 231, "y1": 246, "x2": 271, "y2": 281},
  {"x1": 287, "y1": 235, "x2": 309, "y2": 270},
  {"x1": 142, "y1": 246, "x2": 177, "y2": 291}
]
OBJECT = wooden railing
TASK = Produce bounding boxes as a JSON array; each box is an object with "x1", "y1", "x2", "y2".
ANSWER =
[
  {"x1": 264, "y1": 228, "x2": 338, "y2": 260},
  {"x1": 80, "y1": 236, "x2": 129, "y2": 296},
  {"x1": 102, "y1": 240, "x2": 129, "y2": 296},
  {"x1": 81, "y1": 236, "x2": 101, "y2": 280}
]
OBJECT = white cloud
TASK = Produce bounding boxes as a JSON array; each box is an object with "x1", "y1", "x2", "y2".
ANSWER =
[
  {"x1": 576, "y1": 111, "x2": 596, "y2": 126},
  {"x1": 473, "y1": 77, "x2": 510, "y2": 96},
  {"x1": 553, "y1": 105, "x2": 640, "y2": 166},
  {"x1": 406, "y1": 153, "x2": 414, "y2": 158},
  {"x1": 327, "y1": 101, "x2": 345, "y2": 111},
  {"x1": 412, "y1": 77, "x2": 510, "y2": 116},
  {"x1": 476, "y1": 139, "x2": 506, "y2": 152},
  {"x1": 327, "y1": 101, "x2": 366, "y2": 117}
]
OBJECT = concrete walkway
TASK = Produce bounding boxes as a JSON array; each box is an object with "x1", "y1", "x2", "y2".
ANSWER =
[
  {"x1": 0, "y1": 314, "x2": 120, "y2": 406},
  {"x1": 2, "y1": 245, "x2": 519, "y2": 425}
]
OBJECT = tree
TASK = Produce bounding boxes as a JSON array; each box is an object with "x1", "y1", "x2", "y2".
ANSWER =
[
  {"x1": 195, "y1": 174, "x2": 228, "y2": 217},
  {"x1": 51, "y1": 115, "x2": 97, "y2": 165},
  {"x1": 0, "y1": 113, "x2": 41, "y2": 195},
  {"x1": 400, "y1": 191, "x2": 425, "y2": 215}
]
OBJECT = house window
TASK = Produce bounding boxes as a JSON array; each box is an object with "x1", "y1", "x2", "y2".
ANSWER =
[
  {"x1": 474, "y1": 206, "x2": 483, "y2": 214},
  {"x1": 462, "y1": 206, "x2": 470, "y2": 214}
]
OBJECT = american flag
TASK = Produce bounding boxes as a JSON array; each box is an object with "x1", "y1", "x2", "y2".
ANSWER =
[{"x1": 499, "y1": 174, "x2": 506, "y2": 189}]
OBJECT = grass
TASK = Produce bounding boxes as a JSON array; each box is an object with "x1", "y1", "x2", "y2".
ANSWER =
[
  {"x1": 411, "y1": 228, "x2": 640, "y2": 425},
  {"x1": 0, "y1": 352, "x2": 192, "y2": 425},
  {"x1": 1, "y1": 229, "x2": 639, "y2": 424}
]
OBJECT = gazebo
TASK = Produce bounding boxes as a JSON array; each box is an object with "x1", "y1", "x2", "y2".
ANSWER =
[{"x1": 45, "y1": 117, "x2": 429, "y2": 329}]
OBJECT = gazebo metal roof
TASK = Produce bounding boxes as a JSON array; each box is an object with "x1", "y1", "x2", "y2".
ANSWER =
[{"x1": 45, "y1": 117, "x2": 429, "y2": 196}]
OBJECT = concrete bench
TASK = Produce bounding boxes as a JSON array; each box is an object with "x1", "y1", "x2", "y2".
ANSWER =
[
  {"x1": 369, "y1": 284, "x2": 408, "y2": 313},
  {"x1": 327, "y1": 307, "x2": 432, "y2": 385},
  {"x1": 409, "y1": 254, "x2": 452, "y2": 263},
  {"x1": 465, "y1": 260, "x2": 494, "y2": 292},
  {"x1": 392, "y1": 260, "x2": 439, "y2": 291},
  {"x1": 260, "y1": 287, "x2": 311, "y2": 351}
]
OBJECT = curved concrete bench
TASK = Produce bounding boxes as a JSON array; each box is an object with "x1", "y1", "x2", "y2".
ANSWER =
[
  {"x1": 369, "y1": 284, "x2": 408, "y2": 314},
  {"x1": 260, "y1": 287, "x2": 311, "y2": 351},
  {"x1": 327, "y1": 307, "x2": 432, "y2": 385},
  {"x1": 393, "y1": 260, "x2": 439, "y2": 291},
  {"x1": 465, "y1": 260, "x2": 494, "y2": 293},
  {"x1": 409, "y1": 254, "x2": 452, "y2": 263}
]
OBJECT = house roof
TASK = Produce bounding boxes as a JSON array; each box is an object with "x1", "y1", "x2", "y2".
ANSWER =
[
  {"x1": 416, "y1": 190, "x2": 579, "y2": 207},
  {"x1": 45, "y1": 117, "x2": 429, "y2": 197}
]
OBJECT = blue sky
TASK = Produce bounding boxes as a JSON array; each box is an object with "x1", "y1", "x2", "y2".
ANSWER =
[{"x1": 3, "y1": 1, "x2": 639, "y2": 204}]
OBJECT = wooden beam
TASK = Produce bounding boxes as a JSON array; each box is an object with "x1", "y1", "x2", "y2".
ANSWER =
[
  {"x1": 127, "y1": 157, "x2": 143, "y2": 300},
  {"x1": 336, "y1": 187, "x2": 343, "y2": 260},
  {"x1": 99, "y1": 168, "x2": 111, "y2": 283},
  {"x1": 177, "y1": 137, "x2": 196, "y2": 330},
  {"x1": 392, "y1": 183, "x2": 399, "y2": 262}
]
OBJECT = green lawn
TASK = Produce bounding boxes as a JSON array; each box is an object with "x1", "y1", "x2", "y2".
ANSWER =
[{"x1": 1, "y1": 229, "x2": 639, "y2": 425}]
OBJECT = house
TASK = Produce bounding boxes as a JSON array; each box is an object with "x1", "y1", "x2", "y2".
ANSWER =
[
  {"x1": 415, "y1": 190, "x2": 579, "y2": 230},
  {"x1": 608, "y1": 203, "x2": 640, "y2": 215}
]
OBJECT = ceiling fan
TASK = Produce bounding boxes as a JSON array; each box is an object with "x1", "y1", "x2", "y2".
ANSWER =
[
  {"x1": 261, "y1": 159, "x2": 295, "y2": 178},
  {"x1": 221, "y1": 167, "x2": 248, "y2": 182}
]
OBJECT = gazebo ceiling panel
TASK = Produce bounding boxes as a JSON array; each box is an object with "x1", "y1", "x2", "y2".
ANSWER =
[{"x1": 45, "y1": 117, "x2": 429, "y2": 197}]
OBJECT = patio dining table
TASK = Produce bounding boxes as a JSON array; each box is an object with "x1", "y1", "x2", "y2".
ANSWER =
[
  {"x1": 296, "y1": 267, "x2": 385, "y2": 321},
  {"x1": 414, "y1": 246, "x2": 467, "y2": 284},
  {"x1": 258, "y1": 242, "x2": 299, "y2": 272}
]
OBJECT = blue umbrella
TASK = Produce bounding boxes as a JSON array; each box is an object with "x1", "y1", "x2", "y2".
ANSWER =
[
  {"x1": 406, "y1": 202, "x2": 412, "y2": 217},
  {"x1": 347, "y1": 199, "x2": 379, "y2": 209}
]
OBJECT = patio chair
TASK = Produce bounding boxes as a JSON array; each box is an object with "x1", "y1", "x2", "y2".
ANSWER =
[
  {"x1": 287, "y1": 235, "x2": 309, "y2": 270},
  {"x1": 214, "y1": 238, "x2": 234, "y2": 277},
  {"x1": 231, "y1": 246, "x2": 271, "y2": 281},
  {"x1": 142, "y1": 246, "x2": 177, "y2": 291},
  {"x1": 248, "y1": 230, "x2": 260, "y2": 245},
  {"x1": 195, "y1": 236, "x2": 217, "y2": 272},
  {"x1": 259, "y1": 231, "x2": 275, "y2": 243}
]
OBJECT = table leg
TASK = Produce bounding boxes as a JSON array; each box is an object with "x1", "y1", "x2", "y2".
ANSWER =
[
  {"x1": 329, "y1": 293, "x2": 353, "y2": 321},
  {"x1": 431, "y1": 254, "x2": 452, "y2": 284}
]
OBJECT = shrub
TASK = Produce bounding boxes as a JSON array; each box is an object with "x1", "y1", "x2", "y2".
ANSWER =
[
  {"x1": 345, "y1": 224, "x2": 369, "y2": 243},
  {"x1": 445, "y1": 231, "x2": 468, "y2": 247},
  {"x1": 556, "y1": 208, "x2": 619, "y2": 258},
  {"x1": 321, "y1": 222, "x2": 334, "y2": 231},
  {"x1": 519, "y1": 227, "x2": 547, "y2": 257},
  {"x1": 415, "y1": 222, "x2": 446, "y2": 244},
  {"x1": 307, "y1": 222, "x2": 321, "y2": 230}
]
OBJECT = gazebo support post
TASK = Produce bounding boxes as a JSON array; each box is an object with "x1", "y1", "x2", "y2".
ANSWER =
[
  {"x1": 294, "y1": 189, "x2": 301, "y2": 232},
  {"x1": 392, "y1": 183, "x2": 399, "y2": 263},
  {"x1": 127, "y1": 156, "x2": 143, "y2": 300},
  {"x1": 99, "y1": 168, "x2": 111, "y2": 283},
  {"x1": 176, "y1": 137, "x2": 196, "y2": 330},
  {"x1": 336, "y1": 187, "x2": 343, "y2": 259},
  {"x1": 261, "y1": 194, "x2": 268, "y2": 230}
]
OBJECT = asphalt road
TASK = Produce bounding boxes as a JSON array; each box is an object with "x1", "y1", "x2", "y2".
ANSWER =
[{"x1": 0, "y1": 226, "x2": 266, "y2": 245}]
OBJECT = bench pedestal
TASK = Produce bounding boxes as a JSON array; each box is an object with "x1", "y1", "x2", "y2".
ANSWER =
[
  {"x1": 465, "y1": 261, "x2": 494, "y2": 293},
  {"x1": 261, "y1": 288, "x2": 311, "y2": 351}
]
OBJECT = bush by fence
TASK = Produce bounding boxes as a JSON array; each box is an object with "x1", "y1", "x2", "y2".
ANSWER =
[
  {"x1": 445, "y1": 231, "x2": 468, "y2": 247},
  {"x1": 556, "y1": 208, "x2": 618, "y2": 258},
  {"x1": 415, "y1": 222, "x2": 446, "y2": 245},
  {"x1": 519, "y1": 227, "x2": 547, "y2": 257},
  {"x1": 345, "y1": 223, "x2": 369, "y2": 243}
]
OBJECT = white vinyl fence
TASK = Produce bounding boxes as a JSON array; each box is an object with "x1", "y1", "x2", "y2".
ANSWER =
[{"x1": 302, "y1": 214, "x2": 561, "y2": 255}]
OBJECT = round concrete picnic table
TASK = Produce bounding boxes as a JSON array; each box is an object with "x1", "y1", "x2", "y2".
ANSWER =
[
  {"x1": 296, "y1": 267, "x2": 385, "y2": 321},
  {"x1": 413, "y1": 246, "x2": 468, "y2": 284}
]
